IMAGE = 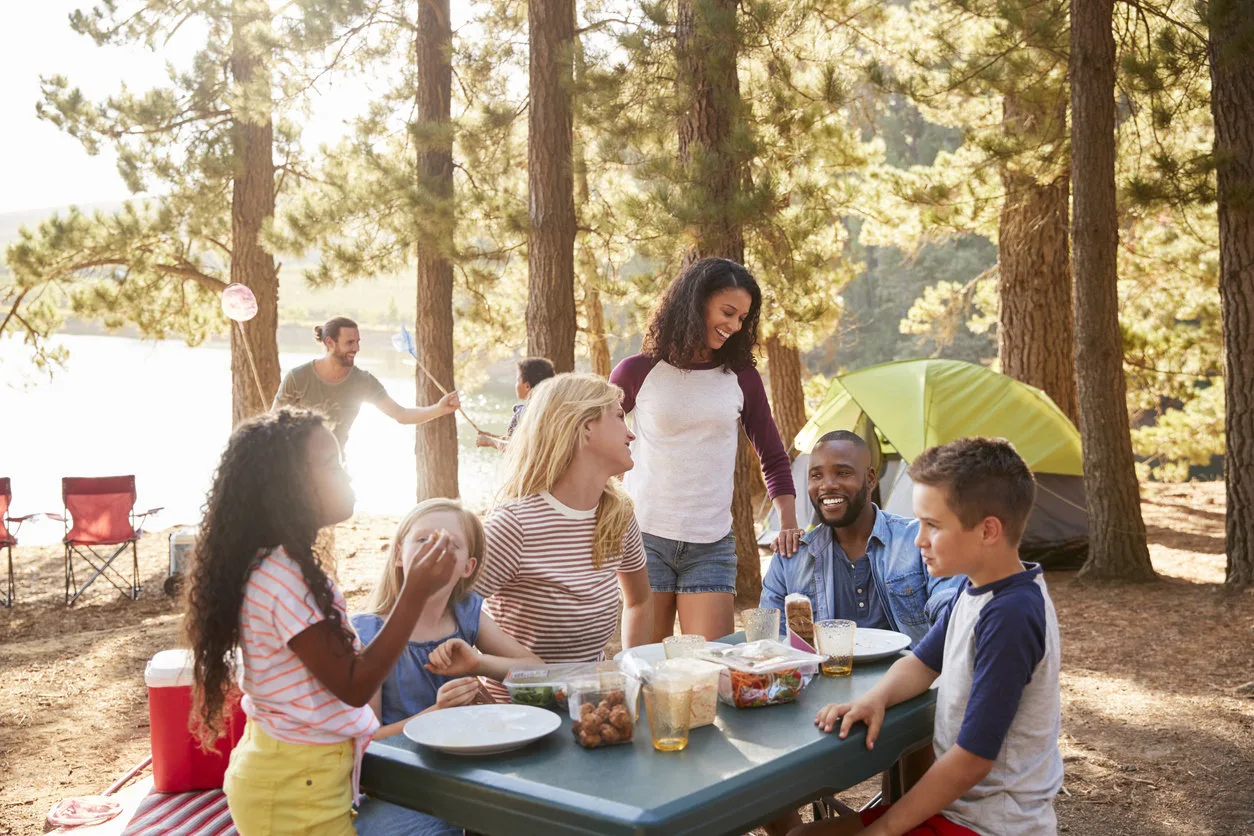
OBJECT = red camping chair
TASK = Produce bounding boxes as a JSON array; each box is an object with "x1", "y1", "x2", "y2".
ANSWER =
[
  {"x1": 1, "y1": 477, "x2": 40, "y2": 607},
  {"x1": 50, "y1": 476, "x2": 162, "y2": 605}
]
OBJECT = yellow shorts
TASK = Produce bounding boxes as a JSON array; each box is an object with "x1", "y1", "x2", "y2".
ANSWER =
[{"x1": 223, "y1": 719, "x2": 356, "y2": 836}]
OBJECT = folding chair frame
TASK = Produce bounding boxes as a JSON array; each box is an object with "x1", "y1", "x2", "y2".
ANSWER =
[
  {"x1": 0, "y1": 477, "x2": 38, "y2": 608},
  {"x1": 2, "y1": 540, "x2": 12, "y2": 608},
  {"x1": 53, "y1": 476, "x2": 161, "y2": 606},
  {"x1": 64, "y1": 538, "x2": 142, "y2": 605}
]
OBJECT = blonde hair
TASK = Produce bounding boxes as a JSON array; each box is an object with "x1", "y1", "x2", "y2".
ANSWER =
[
  {"x1": 362, "y1": 499, "x2": 486, "y2": 617},
  {"x1": 496, "y1": 373, "x2": 636, "y2": 569}
]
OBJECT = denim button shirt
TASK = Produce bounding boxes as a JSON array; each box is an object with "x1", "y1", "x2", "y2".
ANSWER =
[{"x1": 760, "y1": 507, "x2": 964, "y2": 646}]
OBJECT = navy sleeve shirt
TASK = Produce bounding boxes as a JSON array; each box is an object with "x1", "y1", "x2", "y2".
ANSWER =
[{"x1": 913, "y1": 569, "x2": 1049, "y2": 761}]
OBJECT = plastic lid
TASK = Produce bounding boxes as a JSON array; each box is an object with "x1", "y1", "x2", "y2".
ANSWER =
[
  {"x1": 503, "y1": 665, "x2": 565, "y2": 689},
  {"x1": 169, "y1": 526, "x2": 198, "y2": 542},
  {"x1": 145, "y1": 648, "x2": 195, "y2": 688},
  {"x1": 654, "y1": 658, "x2": 721, "y2": 681}
]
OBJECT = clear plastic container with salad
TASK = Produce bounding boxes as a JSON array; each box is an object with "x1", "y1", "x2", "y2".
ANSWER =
[
  {"x1": 504, "y1": 661, "x2": 639, "y2": 714},
  {"x1": 696, "y1": 640, "x2": 825, "y2": 709}
]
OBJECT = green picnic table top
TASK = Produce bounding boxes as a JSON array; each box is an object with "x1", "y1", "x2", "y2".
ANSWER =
[{"x1": 361, "y1": 642, "x2": 935, "y2": 836}]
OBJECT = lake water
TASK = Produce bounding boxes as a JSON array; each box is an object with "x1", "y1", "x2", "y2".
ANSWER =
[{"x1": 2, "y1": 333, "x2": 516, "y2": 545}]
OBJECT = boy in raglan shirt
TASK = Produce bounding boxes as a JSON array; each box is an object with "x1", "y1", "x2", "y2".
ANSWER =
[{"x1": 791, "y1": 437, "x2": 1062, "y2": 836}]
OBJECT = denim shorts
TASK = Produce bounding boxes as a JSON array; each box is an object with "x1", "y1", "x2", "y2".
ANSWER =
[{"x1": 643, "y1": 531, "x2": 737, "y2": 594}]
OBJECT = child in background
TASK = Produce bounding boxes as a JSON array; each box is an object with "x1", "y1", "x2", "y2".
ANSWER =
[
  {"x1": 183, "y1": 408, "x2": 458, "y2": 836},
  {"x1": 476, "y1": 356, "x2": 556, "y2": 452},
  {"x1": 351, "y1": 499, "x2": 540, "y2": 835},
  {"x1": 791, "y1": 437, "x2": 1062, "y2": 836}
]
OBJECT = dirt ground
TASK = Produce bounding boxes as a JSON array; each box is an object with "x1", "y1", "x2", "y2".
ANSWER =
[{"x1": 2, "y1": 482, "x2": 1252, "y2": 836}]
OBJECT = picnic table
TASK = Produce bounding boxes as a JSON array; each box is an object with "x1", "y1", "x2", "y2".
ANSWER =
[{"x1": 361, "y1": 640, "x2": 936, "y2": 836}]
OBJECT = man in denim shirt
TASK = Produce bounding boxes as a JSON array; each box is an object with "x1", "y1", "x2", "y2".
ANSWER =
[{"x1": 761, "y1": 431, "x2": 963, "y2": 646}]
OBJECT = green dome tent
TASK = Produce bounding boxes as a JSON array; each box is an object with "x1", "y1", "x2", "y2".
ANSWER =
[{"x1": 766, "y1": 359, "x2": 1088, "y2": 567}]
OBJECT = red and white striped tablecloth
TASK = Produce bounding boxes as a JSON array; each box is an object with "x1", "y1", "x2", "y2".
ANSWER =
[{"x1": 120, "y1": 789, "x2": 236, "y2": 836}]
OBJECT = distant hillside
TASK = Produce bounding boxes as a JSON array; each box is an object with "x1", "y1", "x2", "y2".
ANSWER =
[{"x1": 0, "y1": 201, "x2": 126, "y2": 249}]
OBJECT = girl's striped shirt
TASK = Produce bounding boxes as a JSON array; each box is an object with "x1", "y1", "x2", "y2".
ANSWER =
[{"x1": 237, "y1": 548, "x2": 380, "y2": 745}]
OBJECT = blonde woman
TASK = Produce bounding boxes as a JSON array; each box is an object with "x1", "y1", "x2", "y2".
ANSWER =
[{"x1": 475, "y1": 373, "x2": 653, "y2": 693}]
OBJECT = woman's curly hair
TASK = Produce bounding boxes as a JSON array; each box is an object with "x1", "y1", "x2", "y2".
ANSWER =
[
  {"x1": 642, "y1": 257, "x2": 762, "y2": 371},
  {"x1": 183, "y1": 408, "x2": 349, "y2": 746}
]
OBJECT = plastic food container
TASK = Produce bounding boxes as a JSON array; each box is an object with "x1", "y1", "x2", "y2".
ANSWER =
[
  {"x1": 653, "y1": 658, "x2": 721, "y2": 727},
  {"x1": 567, "y1": 672, "x2": 636, "y2": 748},
  {"x1": 146, "y1": 649, "x2": 245, "y2": 792},
  {"x1": 785, "y1": 593, "x2": 815, "y2": 642},
  {"x1": 504, "y1": 661, "x2": 636, "y2": 713},
  {"x1": 503, "y1": 663, "x2": 576, "y2": 710},
  {"x1": 698, "y1": 640, "x2": 825, "y2": 709}
]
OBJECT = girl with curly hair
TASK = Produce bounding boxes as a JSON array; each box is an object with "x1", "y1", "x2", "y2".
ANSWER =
[
  {"x1": 183, "y1": 408, "x2": 456, "y2": 835},
  {"x1": 610, "y1": 257, "x2": 802, "y2": 643},
  {"x1": 473, "y1": 373, "x2": 653, "y2": 700}
]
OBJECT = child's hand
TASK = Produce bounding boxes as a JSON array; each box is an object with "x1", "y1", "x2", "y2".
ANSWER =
[
  {"x1": 434, "y1": 677, "x2": 482, "y2": 709},
  {"x1": 815, "y1": 696, "x2": 886, "y2": 750},
  {"x1": 475, "y1": 432, "x2": 496, "y2": 448},
  {"x1": 400, "y1": 529, "x2": 457, "y2": 600},
  {"x1": 425, "y1": 638, "x2": 480, "y2": 677}
]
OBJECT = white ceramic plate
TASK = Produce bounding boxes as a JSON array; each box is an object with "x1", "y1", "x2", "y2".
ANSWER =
[
  {"x1": 613, "y1": 640, "x2": 727, "y2": 666},
  {"x1": 853, "y1": 628, "x2": 912, "y2": 663},
  {"x1": 402, "y1": 704, "x2": 561, "y2": 756}
]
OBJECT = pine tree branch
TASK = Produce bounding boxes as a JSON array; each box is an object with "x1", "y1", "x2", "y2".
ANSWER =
[
  {"x1": 44, "y1": 257, "x2": 227, "y2": 294},
  {"x1": 0, "y1": 287, "x2": 31, "y2": 337},
  {"x1": 575, "y1": 17, "x2": 636, "y2": 36},
  {"x1": 1123, "y1": 357, "x2": 1221, "y2": 378},
  {"x1": 163, "y1": 7, "x2": 198, "y2": 46},
  {"x1": 1116, "y1": 0, "x2": 1205, "y2": 43},
  {"x1": 105, "y1": 109, "x2": 231, "y2": 139}
]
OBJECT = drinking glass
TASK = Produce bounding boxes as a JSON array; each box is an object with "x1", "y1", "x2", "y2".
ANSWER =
[
  {"x1": 662, "y1": 634, "x2": 706, "y2": 659},
  {"x1": 741, "y1": 607, "x2": 781, "y2": 643},
  {"x1": 814, "y1": 619, "x2": 856, "y2": 677},
  {"x1": 643, "y1": 676, "x2": 693, "y2": 752}
]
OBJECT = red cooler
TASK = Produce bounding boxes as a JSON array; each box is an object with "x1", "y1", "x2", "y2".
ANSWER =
[{"x1": 146, "y1": 649, "x2": 246, "y2": 792}]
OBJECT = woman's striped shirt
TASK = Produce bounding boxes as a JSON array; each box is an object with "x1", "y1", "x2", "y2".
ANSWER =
[{"x1": 476, "y1": 492, "x2": 647, "y2": 695}]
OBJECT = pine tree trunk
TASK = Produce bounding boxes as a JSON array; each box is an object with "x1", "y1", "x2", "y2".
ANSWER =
[
  {"x1": 998, "y1": 96, "x2": 1079, "y2": 426},
  {"x1": 583, "y1": 273, "x2": 612, "y2": 378},
  {"x1": 1207, "y1": 0, "x2": 1254, "y2": 588},
  {"x1": 526, "y1": 0, "x2": 577, "y2": 373},
  {"x1": 573, "y1": 40, "x2": 612, "y2": 379},
  {"x1": 764, "y1": 335, "x2": 807, "y2": 455},
  {"x1": 413, "y1": 0, "x2": 459, "y2": 501},
  {"x1": 1069, "y1": 0, "x2": 1155, "y2": 581},
  {"x1": 732, "y1": 430, "x2": 764, "y2": 608},
  {"x1": 575, "y1": 175, "x2": 612, "y2": 377},
  {"x1": 676, "y1": 0, "x2": 761, "y2": 602},
  {"x1": 676, "y1": 0, "x2": 745, "y2": 260},
  {"x1": 228, "y1": 0, "x2": 280, "y2": 426}
]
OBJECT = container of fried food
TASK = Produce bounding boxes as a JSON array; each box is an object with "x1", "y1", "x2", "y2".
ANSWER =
[{"x1": 567, "y1": 672, "x2": 637, "y2": 748}]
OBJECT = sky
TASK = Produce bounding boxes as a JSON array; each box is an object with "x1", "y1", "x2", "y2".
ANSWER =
[
  {"x1": 0, "y1": 1, "x2": 474, "y2": 217},
  {"x1": 0, "y1": 1, "x2": 161, "y2": 214}
]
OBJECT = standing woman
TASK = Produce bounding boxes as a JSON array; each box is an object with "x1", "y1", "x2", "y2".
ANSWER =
[
  {"x1": 474, "y1": 373, "x2": 653, "y2": 696},
  {"x1": 611, "y1": 258, "x2": 802, "y2": 642}
]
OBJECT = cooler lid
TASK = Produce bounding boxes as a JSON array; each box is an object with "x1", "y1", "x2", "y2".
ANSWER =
[
  {"x1": 169, "y1": 525, "x2": 198, "y2": 545},
  {"x1": 145, "y1": 648, "x2": 195, "y2": 688}
]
